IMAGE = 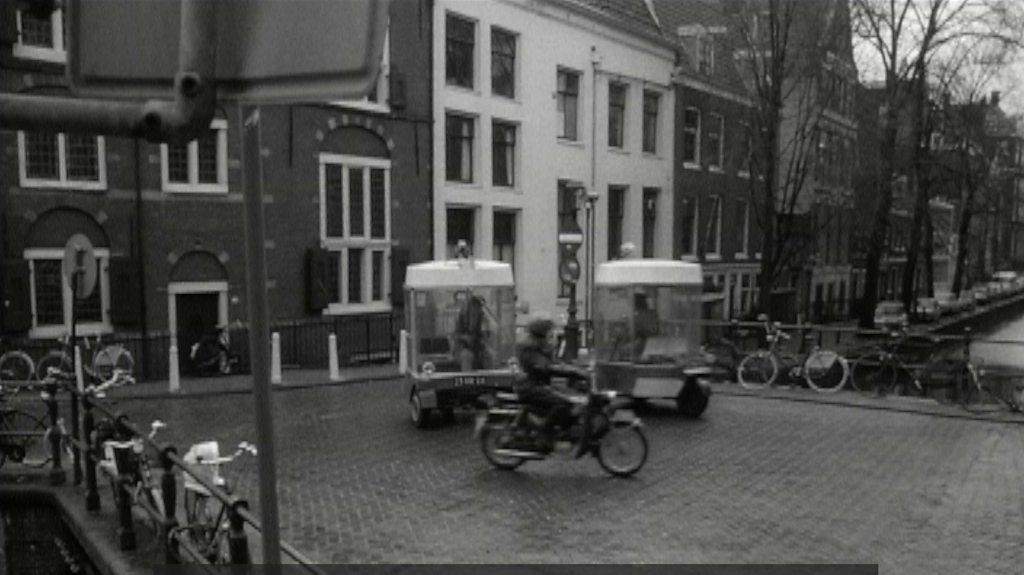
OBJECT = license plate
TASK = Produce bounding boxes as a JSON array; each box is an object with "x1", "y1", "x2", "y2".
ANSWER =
[{"x1": 454, "y1": 376, "x2": 487, "y2": 387}]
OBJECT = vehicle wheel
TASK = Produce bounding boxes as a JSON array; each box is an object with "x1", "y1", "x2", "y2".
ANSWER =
[
  {"x1": 803, "y1": 350, "x2": 849, "y2": 393},
  {"x1": 737, "y1": 350, "x2": 777, "y2": 390},
  {"x1": 409, "y1": 390, "x2": 433, "y2": 429},
  {"x1": 479, "y1": 424, "x2": 525, "y2": 470},
  {"x1": 0, "y1": 410, "x2": 47, "y2": 468},
  {"x1": 0, "y1": 351, "x2": 35, "y2": 383},
  {"x1": 596, "y1": 423, "x2": 648, "y2": 478},
  {"x1": 35, "y1": 351, "x2": 72, "y2": 381},
  {"x1": 94, "y1": 345, "x2": 135, "y2": 381},
  {"x1": 676, "y1": 379, "x2": 709, "y2": 418},
  {"x1": 850, "y1": 351, "x2": 895, "y2": 395}
]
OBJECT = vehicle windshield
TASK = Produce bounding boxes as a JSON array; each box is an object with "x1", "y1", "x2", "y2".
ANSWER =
[
  {"x1": 592, "y1": 284, "x2": 702, "y2": 363},
  {"x1": 406, "y1": 286, "x2": 516, "y2": 372}
]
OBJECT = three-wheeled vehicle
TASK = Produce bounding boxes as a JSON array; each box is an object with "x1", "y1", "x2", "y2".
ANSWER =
[
  {"x1": 591, "y1": 259, "x2": 712, "y2": 417},
  {"x1": 399, "y1": 257, "x2": 519, "y2": 428}
]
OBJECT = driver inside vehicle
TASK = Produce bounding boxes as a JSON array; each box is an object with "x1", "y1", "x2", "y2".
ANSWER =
[
  {"x1": 452, "y1": 291, "x2": 493, "y2": 371},
  {"x1": 632, "y1": 292, "x2": 660, "y2": 360}
]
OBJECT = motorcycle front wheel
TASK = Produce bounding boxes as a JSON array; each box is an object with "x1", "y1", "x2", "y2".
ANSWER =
[
  {"x1": 596, "y1": 423, "x2": 648, "y2": 477},
  {"x1": 479, "y1": 424, "x2": 525, "y2": 470}
]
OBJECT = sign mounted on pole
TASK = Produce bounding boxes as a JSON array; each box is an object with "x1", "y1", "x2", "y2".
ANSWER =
[
  {"x1": 62, "y1": 234, "x2": 97, "y2": 300},
  {"x1": 67, "y1": 0, "x2": 391, "y2": 103}
]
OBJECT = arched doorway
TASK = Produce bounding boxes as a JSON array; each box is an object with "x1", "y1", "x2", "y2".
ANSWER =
[{"x1": 168, "y1": 251, "x2": 228, "y2": 373}]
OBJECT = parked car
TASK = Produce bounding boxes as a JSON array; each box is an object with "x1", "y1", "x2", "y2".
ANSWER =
[
  {"x1": 875, "y1": 301, "x2": 909, "y2": 330},
  {"x1": 986, "y1": 281, "x2": 1006, "y2": 300},
  {"x1": 915, "y1": 297, "x2": 942, "y2": 322},
  {"x1": 934, "y1": 292, "x2": 960, "y2": 316},
  {"x1": 973, "y1": 284, "x2": 993, "y2": 305},
  {"x1": 959, "y1": 292, "x2": 978, "y2": 312}
]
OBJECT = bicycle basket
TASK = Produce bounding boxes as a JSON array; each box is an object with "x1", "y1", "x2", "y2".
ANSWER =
[{"x1": 183, "y1": 441, "x2": 225, "y2": 494}]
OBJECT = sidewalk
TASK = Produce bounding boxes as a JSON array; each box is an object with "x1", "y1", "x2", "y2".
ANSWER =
[{"x1": 109, "y1": 362, "x2": 401, "y2": 400}]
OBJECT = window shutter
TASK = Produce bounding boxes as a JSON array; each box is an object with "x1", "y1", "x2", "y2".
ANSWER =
[
  {"x1": 306, "y1": 248, "x2": 333, "y2": 312},
  {"x1": 1, "y1": 260, "x2": 32, "y2": 333},
  {"x1": 109, "y1": 257, "x2": 141, "y2": 327},
  {"x1": 390, "y1": 247, "x2": 410, "y2": 308}
]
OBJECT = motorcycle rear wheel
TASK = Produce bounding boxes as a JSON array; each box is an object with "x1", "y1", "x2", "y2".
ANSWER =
[
  {"x1": 596, "y1": 423, "x2": 648, "y2": 477},
  {"x1": 479, "y1": 424, "x2": 525, "y2": 470}
]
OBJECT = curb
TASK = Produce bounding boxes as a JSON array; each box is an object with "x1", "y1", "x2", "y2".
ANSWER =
[
  {"x1": 110, "y1": 372, "x2": 403, "y2": 401},
  {"x1": 712, "y1": 383, "x2": 1024, "y2": 425}
]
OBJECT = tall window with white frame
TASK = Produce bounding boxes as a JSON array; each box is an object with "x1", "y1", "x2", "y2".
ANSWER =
[
  {"x1": 446, "y1": 113, "x2": 475, "y2": 183},
  {"x1": 493, "y1": 211, "x2": 517, "y2": 273},
  {"x1": 446, "y1": 14, "x2": 475, "y2": 89},
  {"x1": 447, "y1": 207, "x2": 477, "y2": 257},
  {"x1": 705, "y1": 194, "x2": 722, "y2": 258},
  {"x1": 557, "y1": 69, "x2": 580, "y2": 141},
  {"x1": 698, "y1": 36, "x2": 714, "y2": 75},
  {"x1": 25, "y1": 251, "x2": 110, "y2": 338},
  {"x1": 642, "y1": 91, "x2": 659, "y2": 154},
  {"x1": 557, "y1": 182, "x2": 578, "y2": 298},
  {"x1": 18, "y1": 132, "x2": 106, "y2": 190},
  {"x1": 14, "y1": 7, "x2": 65, "y2": 62},
  {"x1": 319, "y1": 155, "x2": 391, "y2": 312},
  {"x1": 738, "y1": 121, "x2": 752, "y2": 176},
  {"x1": 680, "y1": 197, "x2": 698, "y2": 258},
  {"x1": 608, "y1": 82, "x2": 627, "y2": 149},
  {"x1": 491, "y1": 27, "x2": 516, "y2": 98},
  {"x1": 735, "y1": 198, "x2": 750, "y2": 257},
  {"x1": 642, "y1": 188, "x2": 659, "y2": 258},
  {"x1": 682, "y1": 108, "x2": 701, "y2": 166},
  {"x1": 708, "y1": 113, "x2": 724, "y2": 171},
  {"x1": 607, "y1": 186, "x2": 626, "y2": 260},
  {"x1": 492, "y1": 121, "x2": 516, "y2": 187},
  {"x1": 162, "y1": 120, "x2": 228, "y2": 193}
]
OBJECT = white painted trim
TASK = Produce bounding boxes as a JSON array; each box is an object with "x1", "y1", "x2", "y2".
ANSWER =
[
  {"x1": 318, "y1": 154, "x2": 392, "y2": 169},
  {"x1": 167, "y1": 281, "x2": 229, "y2": 338},
  {"x1": 324, "y1": 302, "x2": 392, "y2": 316},
  {"x1": 13, "y1": 9, "x2": 66, "y2": 63},
  {"x1": 161, "y1": 119, "x2": 229, "y2": 194},
  {"x1": 18, "y1": 132, "x2": 107, "y2": 190},
  {"x1": 24, "y1": 249, "x2": 112, "y2": 338},
  {"x1": 673, "y1": 74, "x2": 753, "y2": 107}
]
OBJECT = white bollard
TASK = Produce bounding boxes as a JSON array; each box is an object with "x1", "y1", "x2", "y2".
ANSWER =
[
  {"x1": 168, "y1": 345, "x2": 180, "y2": 393},
  {"x1": 328, "y1": 333, "x2": 341, "y2": 381},
  {"x1": 74, "y1": 345, "x2": 85, "y2": 393},
  {"x1": 271, "y1": 332, "x2": 282, "y2": 384}
]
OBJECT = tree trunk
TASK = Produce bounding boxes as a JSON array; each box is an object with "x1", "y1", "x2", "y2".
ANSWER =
[
  {"x1": 859, "y1": 96, "x2": 900, "y2": 328},
  {"x1": 923, "y1": 204, "x2": 935, "y2": 297},
  {"x1": 901, "y1": 65, "x2": 932, "y2": 313}
]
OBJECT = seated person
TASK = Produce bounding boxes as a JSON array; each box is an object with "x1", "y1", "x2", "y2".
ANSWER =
[
  {"x1": 632, "y1": 293, "x2": 660, "y2": 360},
  {"x1": 453, "y1": 292, "x2": 493, "y2": 371}
]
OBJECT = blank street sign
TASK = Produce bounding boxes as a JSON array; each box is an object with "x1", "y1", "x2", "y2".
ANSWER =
[{"x1": 67, "y1": 0, "x2": 390, "y2": 103}]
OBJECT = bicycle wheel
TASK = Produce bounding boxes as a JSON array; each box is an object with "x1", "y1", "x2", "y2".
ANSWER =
[
  {"x1": 0, "y1": 409, "x2": 48, "y2": 468},
  {"x1": 93, "y1": 345, "x2": 135, "y2": 380},
  {"x1": 0, "y1": 351, "x2": 35, "y2": 383},
  {"x1": 850, "y1": 351, "x2": 896, "y2": 395},
  {"x1": 803, "y1": 350, "x2": 849, "y2": 393},
  {"x1": 737, "y1": 350, "x2": 778, "y2": 390},
  {"x1": 35, "y1": 350, "x2": 72, "y2": 382}
]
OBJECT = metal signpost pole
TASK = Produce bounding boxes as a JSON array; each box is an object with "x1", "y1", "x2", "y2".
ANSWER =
[
  {"x1": 241, "y1": 105, "x2": 282, "y2": 568},
  {"x1": 70, "y1": 266, "x2": 81, "y2": 485}
]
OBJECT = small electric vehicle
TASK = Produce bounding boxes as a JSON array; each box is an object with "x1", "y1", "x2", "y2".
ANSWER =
[
  {"x1": 399, "y1": 256, "x2": 519, "y2": 428},
  {"x1": 591, "y1": 259, "x2": 712, "y2": 417}
]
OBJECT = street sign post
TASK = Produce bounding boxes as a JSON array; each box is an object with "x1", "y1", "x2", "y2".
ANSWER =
[{"x1": 62, "y1": 233, "x2": 95, "y2": 487}]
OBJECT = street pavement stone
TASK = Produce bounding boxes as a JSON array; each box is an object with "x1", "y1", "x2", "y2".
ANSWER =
[{"x1": 105, "y1": 380, "x2": 1024, "y2": 573}]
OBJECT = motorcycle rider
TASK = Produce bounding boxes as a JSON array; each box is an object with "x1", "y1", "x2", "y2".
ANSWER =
[{"x1": 516, "y1": 315, "x2": 590, "y2": 450}]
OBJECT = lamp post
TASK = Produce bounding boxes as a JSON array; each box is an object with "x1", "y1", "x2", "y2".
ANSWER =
[{"x1": 558, "y1": 184, "x2": 597, "y2": 360}]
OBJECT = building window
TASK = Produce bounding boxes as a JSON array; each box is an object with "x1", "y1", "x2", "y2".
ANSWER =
[
  {"x1": 318, "y1": 154, "x2": 391, "y2": 312},
  {"x1": 643, "y1": 188, "x2": 659, "y2": 258},
  {"x1": 735, "y1": 199, "x2": 750, "y2": 257},
  {"x1": 738, "y1": 122, "x2": 752, "y2": 176},
  {"x1": 705, "y1": 194, "x2": 722, "y2": 258},
  {"x1": 493, "y1": 211, "x2": 517, "y2": 273},
  {"x1": 557, "y1": 69, "x2": 580, "y2": 141},
  {"x1": 608, "y1": 82, "x2": 627, "y2": 149},
  {"x1": 680, "y1": 197, "x2": 698, "y2": 257},
  {"x1": 708, "y1": 113, "x2": 724, "y2": 170},
  {"x1": 161, "y1": 119, "x2": 228, "y2": 193},
  {"x1": 446, "y1": 14, "x2": 475, "y2": 89},
  {"x1": 698, "y1": 36, "x2": 714, "y2": 75},
  {"x1": 446, "y1": 113, "x2": 475, "y2": 183},
  {"x1": 18, "y1": 132, "x2": 106, "y2": 190},
  {"x1": 557, "y1": 182, "x2": 578, "y2": 298},
  {"x1": 642, "y1": 91, "x2": 660, "y2": 154},
  {"x1": 491, "y1": 27, "x2": 516, "y2": 98},
  {"x1": 608, "y1": 186, "x2": 626, "y2": 260},
  {"x1": 492, "y1": 121, "x2": 516, "y2": 187},
  {"x1": 447, "y1": 207, "x2": 477, "y2": 257},
  {"x1": 683, "y1": 108, "x2": 701, "y2": 166},
  {"x1": 26, "y1": 249, "x2": 111, "y2": 338},
  {"x1": 14, "y1": 8, "x2": 65, "y2": 63}
]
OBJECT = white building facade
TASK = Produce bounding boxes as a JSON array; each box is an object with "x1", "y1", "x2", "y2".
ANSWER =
[{"x1": 432, "y1": 0, "x2": 676, "y2": 321}]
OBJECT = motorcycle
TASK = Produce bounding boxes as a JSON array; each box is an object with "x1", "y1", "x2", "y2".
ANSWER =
[
  {"x1": 189, "y1": 326, "x2": 239, "y2": 376},
  {"x1": 474, "y1": 368, "x2": 649, "y2": 478}
]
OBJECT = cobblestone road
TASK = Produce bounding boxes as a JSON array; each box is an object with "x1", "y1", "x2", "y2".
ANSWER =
[{"x1": 115, "y1": 381, "x2": 1024, "y2": 573}]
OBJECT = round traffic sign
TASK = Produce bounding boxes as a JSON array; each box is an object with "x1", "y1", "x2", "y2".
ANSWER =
[{"x1": 62, "y1": 234, "x2": 97, "y2": 300}]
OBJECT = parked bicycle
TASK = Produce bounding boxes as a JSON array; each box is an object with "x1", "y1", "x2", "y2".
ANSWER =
[
  {"x1": 97, "y1": 418, "x2": 167, "y2": 532},
  {"x1": 0, "y1": 338, "x2": 35, "y2": 384},
  {"x1": 925, "y1": 330, "x2": 1022, "y2": 414},
  {"x1": 849, "y1": 326, "x2": 933, "y2": 396},
  {"x1": 172, "y1": 439, "x2": 258, "y2": 563},
  {"x1": 0, "y1": 383, "x2": 48, "y2": 469},
  {"x1": 737, "y1": 315, "x2": 849, "y2": 393},
  {"x1": 36, "y1": 333, "x2": 134, "y2": 382}
]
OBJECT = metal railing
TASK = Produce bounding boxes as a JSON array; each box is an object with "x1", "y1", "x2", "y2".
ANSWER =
[{"x1": 1, "y1": 374, "x2": 325, "y2": 571}]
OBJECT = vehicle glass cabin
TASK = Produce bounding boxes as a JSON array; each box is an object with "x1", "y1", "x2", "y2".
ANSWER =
[{"x1": 590, "y1": 260, "x2": 710, "y2": 418}]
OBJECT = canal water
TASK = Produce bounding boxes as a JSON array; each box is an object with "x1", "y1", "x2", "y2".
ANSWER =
[{"x1": 970, "y1": 310, "x2": 1024, "y2": 370}]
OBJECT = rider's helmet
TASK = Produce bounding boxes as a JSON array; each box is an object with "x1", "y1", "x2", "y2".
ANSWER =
[{"x1": 526, "y1": 315, "x2": 554, "y2": 340}]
